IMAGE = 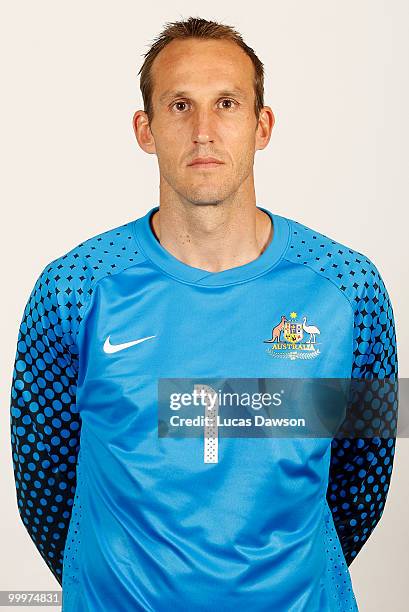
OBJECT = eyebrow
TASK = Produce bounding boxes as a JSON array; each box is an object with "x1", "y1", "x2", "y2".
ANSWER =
[{"x1": 158, "y1": 88, "x2": 247, "y2": 104}]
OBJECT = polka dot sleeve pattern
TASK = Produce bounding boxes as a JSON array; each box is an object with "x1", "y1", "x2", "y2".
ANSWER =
[
  {"x1": 284, "y1": 217, "x2": 398, "y2": 567},
  {"x1": 9, "y1": 222, "x2": 141, "y2": 584},
  {"x1": 10, "y1": 264, "x2": 82, "y2": 585},
  {"x1": 326, "y1": 266, "x2": 398, "y2": 565}
]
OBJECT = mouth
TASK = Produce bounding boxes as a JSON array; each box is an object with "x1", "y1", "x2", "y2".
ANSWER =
[
  {"x1": 187, "y1": 157, "x2": 224, "y2": 169},
  {"x1": 188, "y1": 162, "x2": 223, "y2": 169}
]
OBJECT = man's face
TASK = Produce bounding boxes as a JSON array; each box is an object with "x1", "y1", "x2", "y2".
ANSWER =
[{"x1": 145, "y1": 38, "x2": 268, "y2": 206}]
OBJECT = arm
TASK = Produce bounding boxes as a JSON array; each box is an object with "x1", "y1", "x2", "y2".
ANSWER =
[
  {"x1": 10, "y1": 263, "x2": 82, "y2": 584},
  {"x1": 326, "y1": 265, "x2": 398, "y2": 565}
]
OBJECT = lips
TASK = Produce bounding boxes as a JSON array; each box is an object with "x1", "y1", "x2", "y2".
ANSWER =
[{"x1": 188, "y1": 157, "x2": 224, "y2": 167}]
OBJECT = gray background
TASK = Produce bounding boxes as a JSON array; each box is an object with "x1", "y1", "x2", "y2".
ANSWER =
[{"x1": 1, "y1": 1, "x2": 408, "y2": 610}]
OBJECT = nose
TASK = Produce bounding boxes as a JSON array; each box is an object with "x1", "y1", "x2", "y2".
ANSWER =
[
  {"x1": 194, "y1": 133, "x2": 213, "y2": 144},
  {"x1": 192, "y1": 109, "x2": 215, "y2": 144}
]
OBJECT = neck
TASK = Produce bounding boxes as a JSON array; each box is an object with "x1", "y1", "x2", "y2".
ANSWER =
[{"x1": 150, "y1": 198, "x2": 273, "y2": 274}]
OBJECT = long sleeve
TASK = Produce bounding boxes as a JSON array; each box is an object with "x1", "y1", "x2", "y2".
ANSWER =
[
  {"x1": 326, "y1": 264, "x2": 398, "y2": 565},
  {"x1": 10, "y1": 263, "x2": 82, "y2": 585},
  {"x1": 10, "y1": 220, "x2": 137, "y2": 584}
]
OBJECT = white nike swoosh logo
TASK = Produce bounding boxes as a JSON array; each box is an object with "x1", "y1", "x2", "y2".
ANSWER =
[{"x1": 103, "y1": 335, "x2": 156, "y2": 354}]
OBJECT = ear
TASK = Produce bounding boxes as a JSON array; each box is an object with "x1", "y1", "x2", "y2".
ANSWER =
[
  {"x1": 255, "y1": 106, "x2": 275, "y2": 152},
  {"x1": 132, "y1": 110, "x2": 157, "y2": 155}
]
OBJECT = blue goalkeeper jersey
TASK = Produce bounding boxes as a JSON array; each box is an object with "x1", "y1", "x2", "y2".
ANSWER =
[{"x1": 10, "y1": 205, "x2": 397, "y2": 611}]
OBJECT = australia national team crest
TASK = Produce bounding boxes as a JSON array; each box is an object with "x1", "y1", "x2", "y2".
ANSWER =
[{"x1": 264, "y1": 311, "x2": 321, "y2": 360}]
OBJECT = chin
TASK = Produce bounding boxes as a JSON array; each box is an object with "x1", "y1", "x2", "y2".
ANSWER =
[
  {"x1": 187, "y1": 198, "x2": 224, "y2": 206},
  {"x1": 182, "y1": 186, "x2": 233, "y2": 207}
]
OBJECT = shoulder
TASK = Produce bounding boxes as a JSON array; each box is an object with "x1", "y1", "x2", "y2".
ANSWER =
[
  {"x1": 26, "y1": 219, "x2": 147, "y2": 337},
  {"x1": 280, "y1": 214, "x2": 390, "y2": 308},
  {"x1": 35, "y1": 219, "x2": 146, "y2": 295}
]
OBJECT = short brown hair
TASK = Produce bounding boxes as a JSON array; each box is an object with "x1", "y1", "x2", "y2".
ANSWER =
[{"x1": 137, "y1": 16, "x2": 265, "y2": 124}]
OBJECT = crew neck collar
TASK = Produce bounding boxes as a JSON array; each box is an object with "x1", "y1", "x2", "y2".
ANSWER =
[{"x1": 132, "y1": 205, "x2": 289, "y2": 286}]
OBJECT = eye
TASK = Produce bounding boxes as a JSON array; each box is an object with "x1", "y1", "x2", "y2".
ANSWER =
[
  {"x1": 218, "y1": 98, "x2": 237, "y2": 110},
  {"x1": 170, "y1": 98, "x2": 238, "y2": 112},
  {"x1": 172, "y1": 101, "x2": 189, "y2": 112}
]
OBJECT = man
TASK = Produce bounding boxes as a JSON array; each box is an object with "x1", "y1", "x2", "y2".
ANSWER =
[{"x1": 10, "y1": 16, "x2": 397, "y2": 611}]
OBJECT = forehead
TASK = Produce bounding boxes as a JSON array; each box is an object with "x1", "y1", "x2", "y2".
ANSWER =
[{"x1": 150, "y1": 38, "x2": 255, "y2": 98}]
